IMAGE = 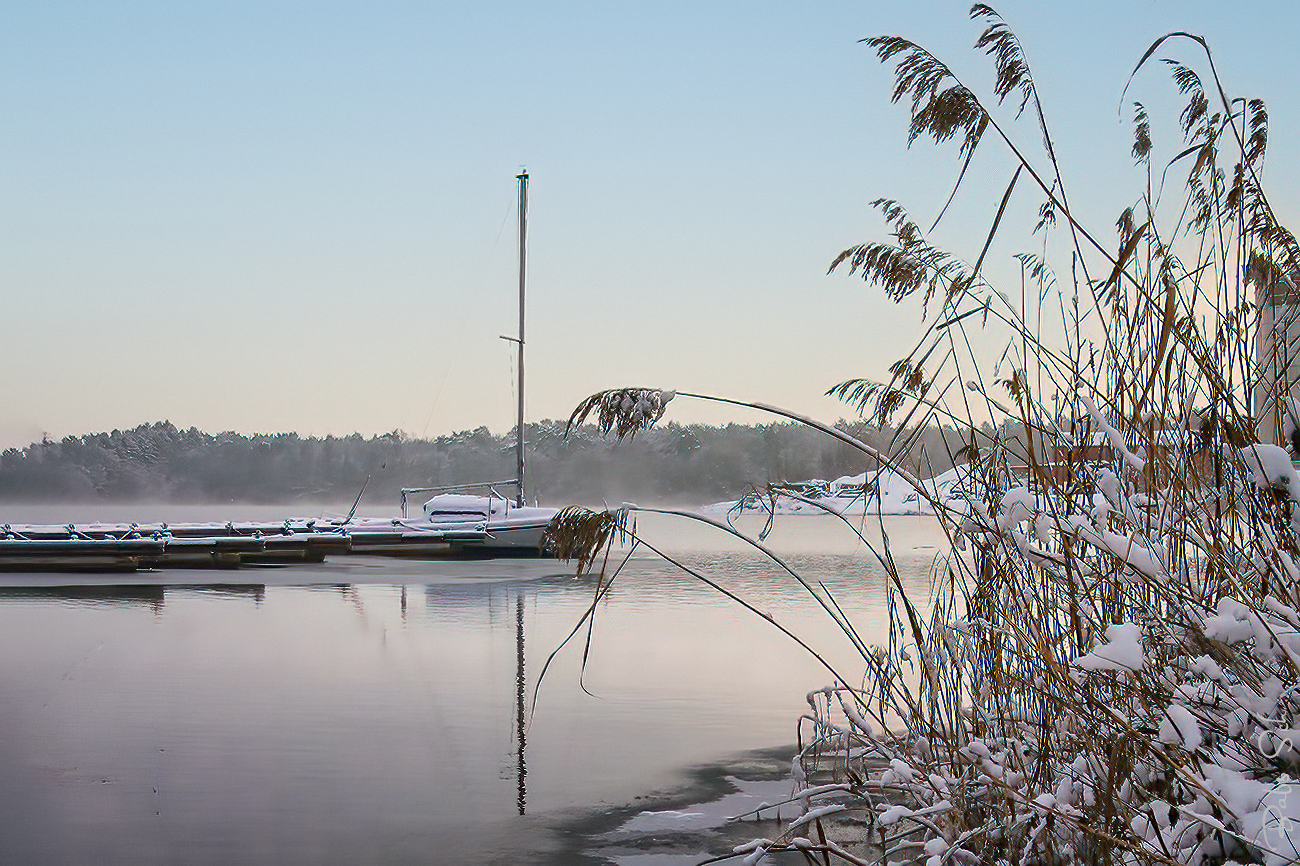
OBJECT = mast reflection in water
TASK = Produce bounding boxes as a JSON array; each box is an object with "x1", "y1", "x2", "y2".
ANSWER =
[{"x1": 516, "y1": 592, "x2": 527, "y2": 815}]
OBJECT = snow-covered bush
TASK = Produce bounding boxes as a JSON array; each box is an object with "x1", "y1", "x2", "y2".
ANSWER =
[{"x1": 548, "y1": 6, "x2": 1300, "y2": 864}]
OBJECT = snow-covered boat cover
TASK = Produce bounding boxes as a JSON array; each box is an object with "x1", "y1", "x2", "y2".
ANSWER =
[{"x1": 421, "y1": 493, "x2": 557, "y2": 528}]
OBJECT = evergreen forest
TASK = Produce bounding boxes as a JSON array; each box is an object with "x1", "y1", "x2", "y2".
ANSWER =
[{"x1": 0, "y1": 419, "x2": 985, "y2": 506}]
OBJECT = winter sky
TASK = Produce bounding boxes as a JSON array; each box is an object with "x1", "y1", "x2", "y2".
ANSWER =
[{"x1": 1, "y1": 1, "x2": 1297, "y2": 447}]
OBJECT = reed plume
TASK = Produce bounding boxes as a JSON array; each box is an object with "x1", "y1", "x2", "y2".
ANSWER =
[{"x1": 549, "y1": 7, "x2": 1300, "y2": 864}]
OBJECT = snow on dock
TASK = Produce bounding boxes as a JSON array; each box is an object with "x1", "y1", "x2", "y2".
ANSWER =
[{"x1": 0, "y1": 518, "x2": 492, "y2": 572}]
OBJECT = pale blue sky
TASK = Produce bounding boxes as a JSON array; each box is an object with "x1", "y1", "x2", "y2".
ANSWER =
[{"x1": 0, "y1": 1, "x2": 1296, "y2": 446}]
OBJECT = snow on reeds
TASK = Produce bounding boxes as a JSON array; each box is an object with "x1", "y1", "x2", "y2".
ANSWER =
[{"x1": 546, "y1": 6, "x2": 1300, "y2": 864}]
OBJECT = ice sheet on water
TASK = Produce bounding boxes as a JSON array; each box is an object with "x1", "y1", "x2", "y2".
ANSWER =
[
  {"x1": 609, "y1": 777, "x2": 794, "y2": 835},
  {"x1": 611, "y1": 854, "x2": 728, "y2": 866}
]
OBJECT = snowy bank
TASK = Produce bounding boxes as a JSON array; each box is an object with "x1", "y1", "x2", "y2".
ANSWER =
[{"x1": 700, "y1": 464, "x2": 980, "y2": 517}]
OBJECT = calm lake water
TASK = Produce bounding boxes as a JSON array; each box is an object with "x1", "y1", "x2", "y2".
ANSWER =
[{"x1": 0, "y1": 506, "x2": 948, "y2": 865}]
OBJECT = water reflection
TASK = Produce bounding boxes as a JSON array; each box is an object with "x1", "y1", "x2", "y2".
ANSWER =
[
  {"x1": 516, "y1": 592, "x2": 527, "y2": 816},
  {"x1": 0, "y1": 515, "x2": 950, "y2": 865},
  {"x1": 170, "y1": 584, "x2": 265, "y2": 603},
  {"x1": 0, "y1": 584, "x2": 166, "y2": 609},
  {"x1": 0, "y1": 584, "x2": 273, "y2": 613}
]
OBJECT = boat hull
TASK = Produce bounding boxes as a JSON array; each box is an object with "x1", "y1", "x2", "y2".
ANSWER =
[
  {"x1": 478, "y1": 520, "x2": 552, "y2": 552},
  {"x1": 341, "y1": 509, "x2": 557, "y2": 559}
]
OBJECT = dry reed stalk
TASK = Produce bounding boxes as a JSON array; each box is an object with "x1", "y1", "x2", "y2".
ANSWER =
[{"x1": 547, "y1": 6, "x2": 1300, "y2": 864}]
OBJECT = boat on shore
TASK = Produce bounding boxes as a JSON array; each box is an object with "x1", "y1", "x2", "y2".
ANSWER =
[{"x1": 700, "y1": 464, "x2": 981, "y2": 518}]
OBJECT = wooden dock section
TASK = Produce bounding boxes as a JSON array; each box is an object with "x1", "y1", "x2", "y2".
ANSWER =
[{"x1": 0, "y1": 519, "x2": 497, "y2": 572}]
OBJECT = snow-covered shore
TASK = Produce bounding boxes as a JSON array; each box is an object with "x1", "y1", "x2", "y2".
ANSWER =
[{"x1": 700, "y1": 464, "x2": 979, "y2": 517}]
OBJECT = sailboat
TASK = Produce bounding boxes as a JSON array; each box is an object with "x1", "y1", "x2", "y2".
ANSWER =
[{"x1": 344, "y1": 172, "x2": 558, "y2": 557}]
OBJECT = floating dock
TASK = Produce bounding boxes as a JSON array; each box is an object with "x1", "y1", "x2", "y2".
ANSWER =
[{"x1": 0, "y1": 519, "x2": 500, "y2": 572}]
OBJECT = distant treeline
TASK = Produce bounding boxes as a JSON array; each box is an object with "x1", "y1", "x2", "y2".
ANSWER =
[{"x1": 0, "y1": 420, "x2": 989, "y2": 506}]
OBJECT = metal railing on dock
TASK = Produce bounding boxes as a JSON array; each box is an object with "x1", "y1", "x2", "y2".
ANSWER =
[{"x1": 399, "y1": 480, "x2": 520, "y2": 518}]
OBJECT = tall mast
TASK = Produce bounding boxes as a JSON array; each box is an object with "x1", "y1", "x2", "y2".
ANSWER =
[{"x1": 515, "y1": 170, "x2": 528, "y2": 507}]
